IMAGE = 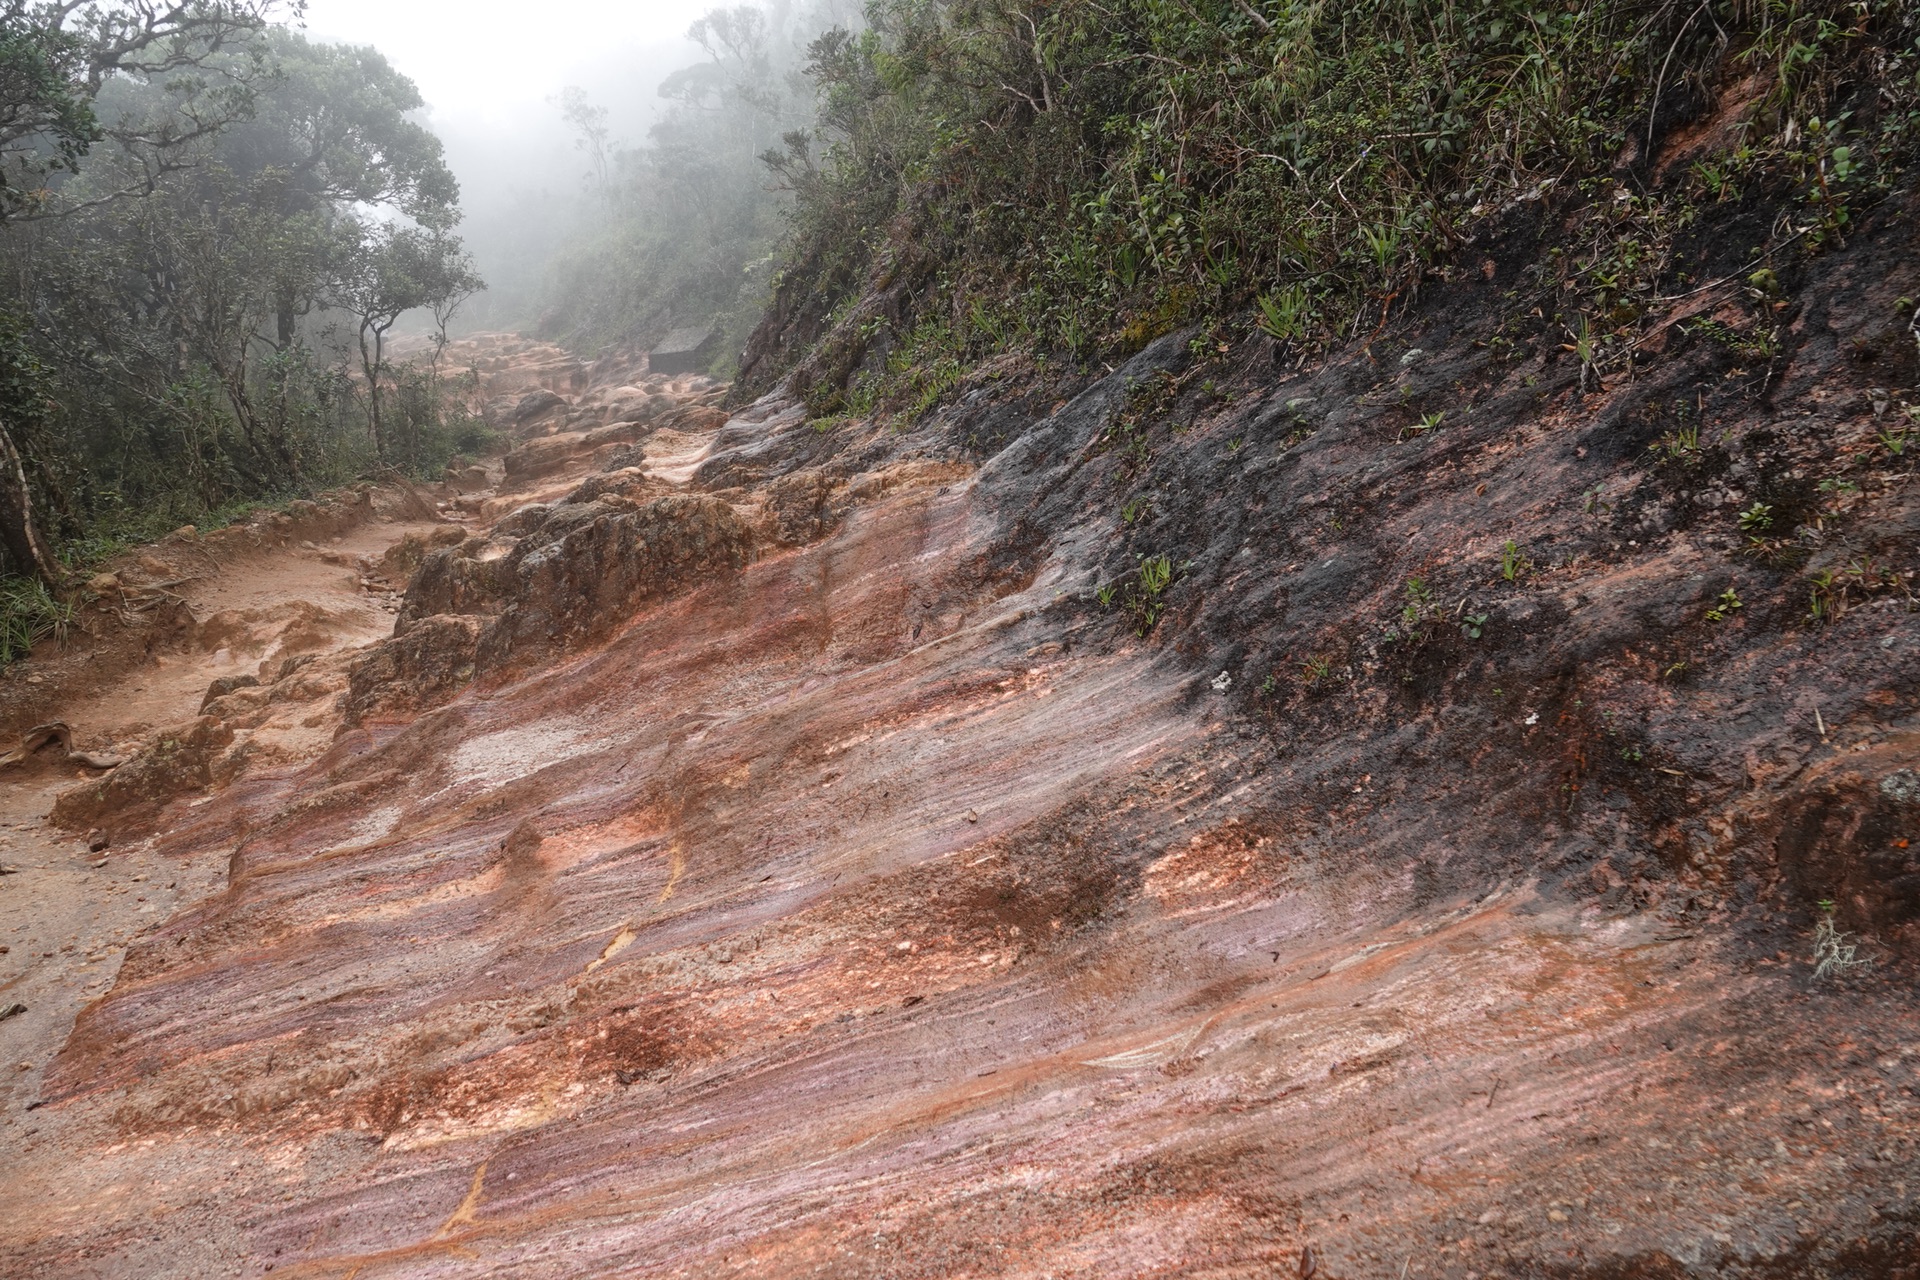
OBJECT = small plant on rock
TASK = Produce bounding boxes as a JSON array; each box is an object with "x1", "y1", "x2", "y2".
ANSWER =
[
  {"x1": 1705, "y1": 587, "x2": 1743, "y2": 622},
  {"x1": 1400, "y1": 410, "x2": 1445, "y2": 442},
  {"x1": 1649, "y1": 423, "x2": 1701, "y2": 463},
  {"x1": 1499, "y1": 540, "x2": 1531, "y2": 583},
  {"x1": 1104, "y1": 553, "x2": 1177, "y2": 636},
  {"x1": 1255, "y1": 285, "x2": 1312, "y2": 343}
]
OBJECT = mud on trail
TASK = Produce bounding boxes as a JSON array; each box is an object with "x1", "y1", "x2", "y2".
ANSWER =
[{"x1": 1, "y1": 273, "x2": 1918, "y2": 1280}]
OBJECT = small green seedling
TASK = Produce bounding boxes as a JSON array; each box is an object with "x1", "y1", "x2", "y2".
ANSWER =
[
  {"x1": 1737, "y1": 502, "x2": 1774, "y2": 532},
  {"x1": 1705, "y1": 587, "x2": 1743, "y2": 622},
  {"x1": 1401, "y1": 577, "x2": 1435, "y2": 629},
  {"x1": 1499, "y1": 539, "x2": 1530, "y2": 582},
  {"x1": 1462, "y1": 611, "x2": 1490, "y2": 640}
]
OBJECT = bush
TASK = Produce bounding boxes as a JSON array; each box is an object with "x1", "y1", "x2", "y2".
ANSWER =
[
  {"x1": 0, "y1": 575, "x2": 73, "y2": 666},
  {"x1": 754, "y1": 0, "x2": 1920, "y2": 409}
]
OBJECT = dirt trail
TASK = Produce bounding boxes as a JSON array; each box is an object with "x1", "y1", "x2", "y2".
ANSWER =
[
  {"x1": 0, "y1": 499, "x2": 461, "y2": 1132},
  {"x1": 0, "y1": 329, "x2": 1913, "y2": 1279}
]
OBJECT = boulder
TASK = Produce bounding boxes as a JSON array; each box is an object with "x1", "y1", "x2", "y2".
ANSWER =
[
  {"x1": 199, "y1": 675, "x2": 260, "y2": 714},
  {"x1": 345, "y1": 615, "x2": 485, "y2": 726},
  {"x1": 509, "y1": 389, "x2": 568, "y2": 427},
  {"x1": 501, "y1": 432, "x2": 589, "y2": 490},
  {"x1": 761, "y1": 469, "x2": 844, "y2": 545},
  {"x1": 347, "y1": 483, "x2": 755, "y2": 724},
  {"x1": 50, "y1": 717, "x2": 236, "y2": 833}
]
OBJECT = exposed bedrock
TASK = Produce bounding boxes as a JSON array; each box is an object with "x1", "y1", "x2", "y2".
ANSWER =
[
  {"x1": 10, "y1": 203, "x2": 1920, "y2": 1279},
  {"x1": 347, "y1": 485, "x2": 755, "y2": 724}
]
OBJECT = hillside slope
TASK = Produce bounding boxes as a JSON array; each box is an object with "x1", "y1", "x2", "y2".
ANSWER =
[
  {"x1": 4, "y1": 8, "x2": 1920, "y2": 1276},
  {"x1": 1, "y1": 185, "x2": 1916, "y2": 1278}
]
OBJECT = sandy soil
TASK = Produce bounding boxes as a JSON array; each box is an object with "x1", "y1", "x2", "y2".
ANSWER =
[{"x1": 1, "y1": 502, "x2": 460, "y2": 1131}]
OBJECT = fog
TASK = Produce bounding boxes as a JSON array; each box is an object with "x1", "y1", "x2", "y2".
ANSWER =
[
  {"x1": 0, "y1": 0, "x2": 850, "y2": 551},
  {"x1": 301, "y1": 0, "x2": 727, "y2": 330}
]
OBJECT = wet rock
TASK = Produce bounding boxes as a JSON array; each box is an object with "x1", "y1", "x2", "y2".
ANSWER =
[
  {"x1": 1772, "y1": 742, "x2": 1920, "y2": 954},
  {"x1": 501, "y1": 432, "x2": 590, "y2": 490},
  {"x1": 347, "y1": 490, "x2": 753, "y2": 723},
  {"x1": 49, "y1": 716, "x2": 236, "y2": 833},
  {"x1": 378, "y1": 525, "x2": 469, "y2": 583},
  {"x1": 445, "y1": 464, "x2": 490, "y2": 494},
  {"x1": 509, "y1": 388, "x2": 568, "y2": 426},
  {"x1": 344, "y1": 615, "x2": 485, "y2": 725},
  {"x1": 653, "y1": 403, "x2": 728, "y2": 435},
  {"x1": 761, "y1": 468, "x2": 844, "y2": 545},
  {"x1": 198, "y1": 674, "x2": 260, "y2": 714},
  {"x1": 601, "y1": 443, "x2": 648, "y2": 472}
]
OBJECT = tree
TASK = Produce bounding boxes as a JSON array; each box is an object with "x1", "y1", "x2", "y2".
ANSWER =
[
  {"x1": 0, "y1": 0, "x2": 294, "y2": 584},
  {"x1": 1, "y1": 0, "x2": 295, "y2": 223},
  {"x1": 0, "y1": 318, "x2": 63, "y2": 581},
  {"x1": 329, "y1": 221, "x2": 479, "y2": 458},
  {"x1": 556, "y1": 85, "x2": 613, "y2": 198},
  {"x1": 217, "y1": 29, "x2": 461, "y2": 343},
  {"x1": 1, "y1": 15, "x2": 478, "y2": 577}
]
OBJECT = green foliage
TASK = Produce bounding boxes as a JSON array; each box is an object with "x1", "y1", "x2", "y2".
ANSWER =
[
  {"x1": 1401, "y1": 410, "x2": 1445, "y2": 441},
  {"x1": 0, "y1": 574, "x2": 72, "y2": 665},
  {"x1": 1499, "y1": 538, "x2": 1530, "y2": 582},
  {"x1": 1806, "y1": 556, "x2": 1907, "y2": 624},
  {"x1": 0, "y1": 1, "x2": 287, "y2": 223},
  {"x1": 0, "y1": 22, "x2": 481, "y2": 559},
  {"x1": 758, "y1": 0, "x2": 1918, "y2": 411},
  {"x1": 1649, "y1": 422, "x2": 1702, "y2": 462},
  {"x1": 1099, "y1": 551, "x2": 1178, "y2": 635},
  {"x1": 539, "y1": 5, "x2": 832, "y2": 364},
  {"x1": 1705, "y1": 586, "x2": 1744, "y2": 622}
]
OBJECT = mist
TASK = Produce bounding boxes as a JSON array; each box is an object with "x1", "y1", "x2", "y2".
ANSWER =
[
  {"x1": 301, "y1": 0, "x2": 726, "y2": 333},
  {"x1": 0, "y1": 0, "x2": 850, "y2": 562}
]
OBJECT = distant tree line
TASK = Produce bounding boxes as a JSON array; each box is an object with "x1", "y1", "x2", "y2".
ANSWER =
[
  {"x1": 1, "y1": 1, "x2": 480, "y2": 584},
  {"x1": 536, "y1": 1, "x2": 861, "y2": 369}
]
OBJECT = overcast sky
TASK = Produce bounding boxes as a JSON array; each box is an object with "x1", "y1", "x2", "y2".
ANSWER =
[
  {"x1": 297, "y1": 1, "x2": 729, "y2": 327},
  {"x1": 298, "y1": 0, "x2": 717, "y2": 127}
]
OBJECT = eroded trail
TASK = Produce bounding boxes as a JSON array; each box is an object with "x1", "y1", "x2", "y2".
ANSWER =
[{"x1": 1, "y1": 334, "x2": 1914, "y2": 1279}]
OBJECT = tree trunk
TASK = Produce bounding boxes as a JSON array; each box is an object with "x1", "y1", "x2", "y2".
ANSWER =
[
  {"x1": 216, "y1": 340, "x2": 298, "y2": 482},
  {"x1": 358, "y1": 321, "x2": 386, "y2": 457},
  {"x1": 0, "y1": 412, "x2": 63, "y2": 585}
]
